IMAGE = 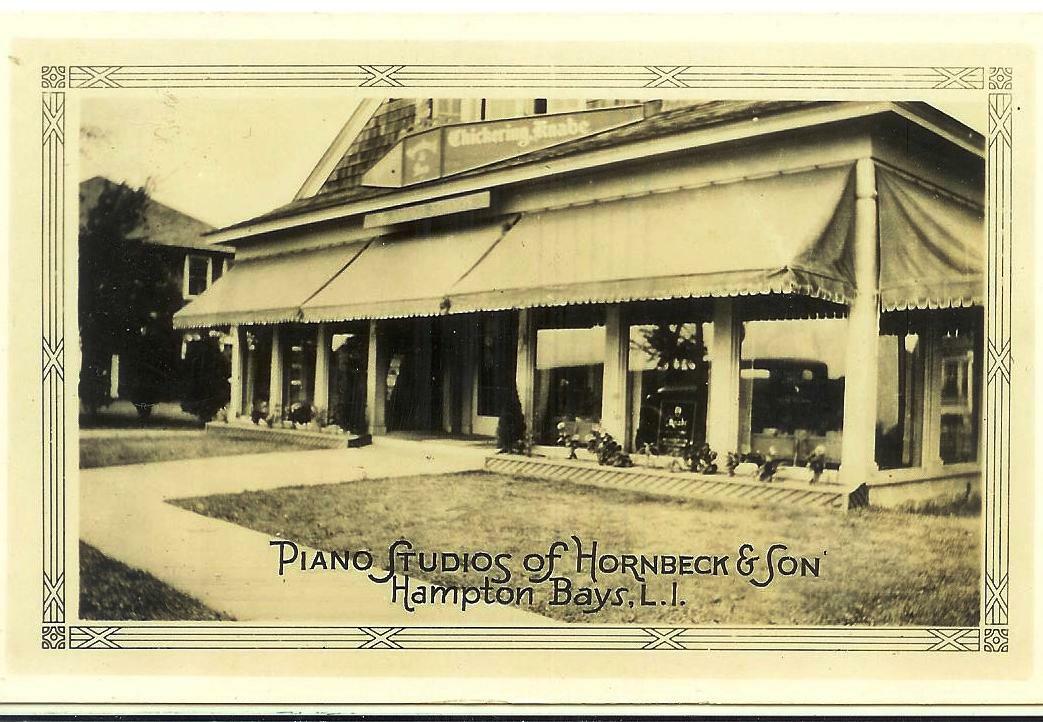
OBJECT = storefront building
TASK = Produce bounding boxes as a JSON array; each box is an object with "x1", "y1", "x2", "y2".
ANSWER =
[{"x1": 175, "y1": 99, "x2": 984, "y2": 504}]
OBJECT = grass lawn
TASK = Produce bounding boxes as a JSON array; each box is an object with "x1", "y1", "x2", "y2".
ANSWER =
[
  {"x1": 79, "y1": 542, "x2": 232, "y2": 621},
  {"x1": 173, "y1": 471, "x2": 980, "y2": 626},
  {"x1": 80, "y1": 431, "x2": 307, "y2": 469}
]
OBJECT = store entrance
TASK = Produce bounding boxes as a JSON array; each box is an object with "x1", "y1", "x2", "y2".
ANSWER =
[{"x1": 384, "y1": 318, "x2": 443, "y2": 433}]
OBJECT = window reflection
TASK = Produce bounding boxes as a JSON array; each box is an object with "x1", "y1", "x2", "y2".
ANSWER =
[
  {"x1": 534, "y1": 325, "x2": 604, "y2": 443},
  {"x1": 628, "y1": 322, "x2": 712, "y2": 454},
  {"x1": 740, "y1": 318, "x2": 846, "y2": 465}
]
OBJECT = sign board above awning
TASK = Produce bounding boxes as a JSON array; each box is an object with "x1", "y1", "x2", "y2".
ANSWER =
[{"x1": 361, "y1": 105, "x2": 646, "y2": 188}]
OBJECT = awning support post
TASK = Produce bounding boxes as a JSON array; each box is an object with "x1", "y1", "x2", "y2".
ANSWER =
[
  {"x1": 366, "y1": 319, "x2": 388, "y2": 435},
  {"x1": 243, "y1": 331, "x2": 256, "y2": 416},
  {"x1": 515, "y1": 308, "x2": 537, "y2": 434},
  {"x1": 268, "y1": 325, "x2": 284, "y2": 418},
  {"x1": 228, "y1": 324, "x2": 243, "y2": 420},
  {"x1": 313, "y1": 323, "x2": 330, "y2": 422},
  {"x1": 600, "y1": 304, "x2": 630, "y2": 447},
  {"x1": 840, "y1": 158, "x2": 881, "y2": 486},
  {"x1": 706, "y1": 298, "x2": 742, "y2": 456}
]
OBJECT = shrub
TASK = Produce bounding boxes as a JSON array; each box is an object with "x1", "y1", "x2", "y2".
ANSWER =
[
  {"x1": 287, "y1": 401, "x2": 316, "y2": 426},
  {"x1": 79, "y1": 350, "x2": 113, "y2": 417},
  {"x1": 496, "y1": 386, "x2": 527, "y2": 453},
  {"x1": 180, "y1": 335, "x2": 230, "y2": 423}
]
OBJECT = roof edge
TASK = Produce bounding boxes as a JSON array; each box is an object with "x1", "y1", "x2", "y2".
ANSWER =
[
  {"x1": 293, "y1": 98, "x2": 384, "y2": 201},
  {"x1": 208, "y1": 101, "x2": 978, "y2": 246}
]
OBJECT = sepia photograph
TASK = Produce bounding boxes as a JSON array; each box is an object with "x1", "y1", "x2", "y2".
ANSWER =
[
  {"x1": 4, "y1": 10, "x2": 1041, "y2": 710},
  {"x1": 75, "y1": 93, "x2": 987, "y2": 628}
]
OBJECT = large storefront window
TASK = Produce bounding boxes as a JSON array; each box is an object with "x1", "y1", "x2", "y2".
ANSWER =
[
  {"x1": 534, "y1": 317, "x2": 604, "y2": 444},
  {"x1": 476, "y1": 313, "x2": 517, "y2": 418},
  {"x1": 876, "y1": 328, "x2": 925, "y2": 470},
  {"x1": 629, "y1": 322, "x2": 712, "y2": 454},
  {"x1": 740, "y1": 318, "x2": 846, "y2": 465},
  {"x1": 938, "y1": 326, "x2": 982, "y2": 464}
]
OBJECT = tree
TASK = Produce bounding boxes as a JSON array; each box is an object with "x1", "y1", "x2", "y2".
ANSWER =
[
  {"x1": 79, "y1": 182, "x2": 148, "y2": 415},
  {"x1": 78, "y1": 180, "x2": 185, "y2": 418}
]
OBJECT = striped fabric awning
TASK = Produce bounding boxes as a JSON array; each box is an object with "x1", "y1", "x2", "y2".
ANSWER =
[{"x1": 445, "y1": 164, "x2": 859, "y2": 314}]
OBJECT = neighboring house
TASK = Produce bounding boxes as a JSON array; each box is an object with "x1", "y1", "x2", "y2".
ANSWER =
[
  {"x1": 79, "y1": 176, "x2": 232, "y2": 403},
  {"x1": 177, "y1": 98, "x2": 985, "y2": 506}
]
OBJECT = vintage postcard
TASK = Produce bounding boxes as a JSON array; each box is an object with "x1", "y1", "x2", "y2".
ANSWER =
[{"x1": 2, "y1": 13, "x2": 1041, "y2": 711}]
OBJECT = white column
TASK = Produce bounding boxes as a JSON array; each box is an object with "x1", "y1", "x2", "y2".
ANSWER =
[
  {"x1": 269, "y1": 325, "x2": 284, "y2": 418},
  {"x1": 109, "y1": 354, "x2": 120, "y2": 399},
  {"x1": 515, "y1": 309, "x2": 537, "y2": 432},
  {"x1": 313, "y1": 323, "x2": 330, "y2": 421},
  {"x1": 243, "y1": 332, "x2": 256, "y2": 416},
  {"x1": 706, "y1": 297, "x2": 742, "y2": 455},
  {"x1": 459, "y1": 320, "x2": 476, "y2": 435},
  {"x1": 366, "y1": 319, "x2": 387, "y2": 435},
  {"x1": 182, "y1": 255, "x2": 191, "y2": 298},
  {"x1": 600, "y1": 304, "x2": 629, "y2": 444},
  {"x1": 228, "y1": 324, "x2": 243, "y2": 419},
  {"x1": 839, "y1": 158, "x2": 881, "y2": 486}
]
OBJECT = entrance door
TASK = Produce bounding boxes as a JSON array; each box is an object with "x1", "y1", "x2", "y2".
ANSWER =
[{"x1": 385, "y1": 318, "x2": 441, "y2": 433}]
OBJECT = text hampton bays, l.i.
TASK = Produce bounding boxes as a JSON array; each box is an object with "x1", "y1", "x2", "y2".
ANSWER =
[{"x1": 268, "y1": 536, "x2": 826, "y2": 614}]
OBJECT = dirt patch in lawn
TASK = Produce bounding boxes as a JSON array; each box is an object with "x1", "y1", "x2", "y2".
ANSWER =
[
  {"x1": 79, "y1": 541, "x2": 232, "y2": 621},
  {"x1": 173, "y1": 471, "x2": 980, "y2": 626}
]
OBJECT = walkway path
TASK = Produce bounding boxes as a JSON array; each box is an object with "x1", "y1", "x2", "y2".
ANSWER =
[{"x1": 79, "y1": 436, "x2": 547, "y2": 624}]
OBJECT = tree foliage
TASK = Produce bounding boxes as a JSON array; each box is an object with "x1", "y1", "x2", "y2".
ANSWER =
[{"x1": 78, "y1": 181, "x2": 185, "y2": 415}]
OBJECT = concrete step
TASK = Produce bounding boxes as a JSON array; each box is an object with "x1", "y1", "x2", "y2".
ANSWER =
[{"x1": 486, "y1": 454, "x2": 865, "y2": 511}]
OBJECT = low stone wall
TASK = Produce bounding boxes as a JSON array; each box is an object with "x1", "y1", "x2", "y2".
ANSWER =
[
  {"x1": 205, "y1": 421, "x2": 348, "y2": 449},
  {"x1": 868, "y1": 464, "x2": 981, "y2": 509},
  {"x1": 487, "y1": 454, "x2": 859, "y2": 512}
]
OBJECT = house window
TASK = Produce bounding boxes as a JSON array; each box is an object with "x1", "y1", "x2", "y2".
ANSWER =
[
  {"x1": 211, "y1": 257, "x2": 225, "y2": 282},
  {"x1": 938, "y1": 327, "x2": 981, "y2": 464},
  {"x1": 546, "y1": 99, "x2": 585, "y2": 114},
  {"x1": 186, "y1": 255, "x2": 209, "y2": 297},
  {"x1": 483, "y1": 99, "x2": 530, "y2": 120},
  {"x1": 432, "y1": 98, "x2": 463, "y2": 125},
  {"x1": 533, "y1": 98, "x2": 548, "y2": 115},
  {"x1": 586, "y1": 99, "x2": 642, "y2": 110}
]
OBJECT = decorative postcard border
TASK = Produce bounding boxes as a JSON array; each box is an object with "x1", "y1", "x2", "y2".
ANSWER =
[{"x1": 39, "y1": 63, "x2": 1013, "y2": 654}]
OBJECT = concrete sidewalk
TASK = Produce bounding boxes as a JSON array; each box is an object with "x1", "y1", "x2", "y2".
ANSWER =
[{"x1": 79, "y1": 437, "x2": 547, "y2": 624}]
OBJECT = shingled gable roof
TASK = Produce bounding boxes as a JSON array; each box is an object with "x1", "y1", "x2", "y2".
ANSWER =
[
  {"x1": 214, "y1": 100, "x2": 824, "y2": 235},
  {"x1": 80, "y1": 176, "x2": 227, "y2": 253}
]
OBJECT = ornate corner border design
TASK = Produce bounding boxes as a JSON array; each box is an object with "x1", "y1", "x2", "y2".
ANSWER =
[
  {"x1": 40, "y1": 63, "x2": 1010, "y2": 653},
  {"x1": 41, "y1": 89, "x2": 67, "y2": 649},
  {"x1": 984, "y1": 82, "x2": 1012, "y2": 637}
]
